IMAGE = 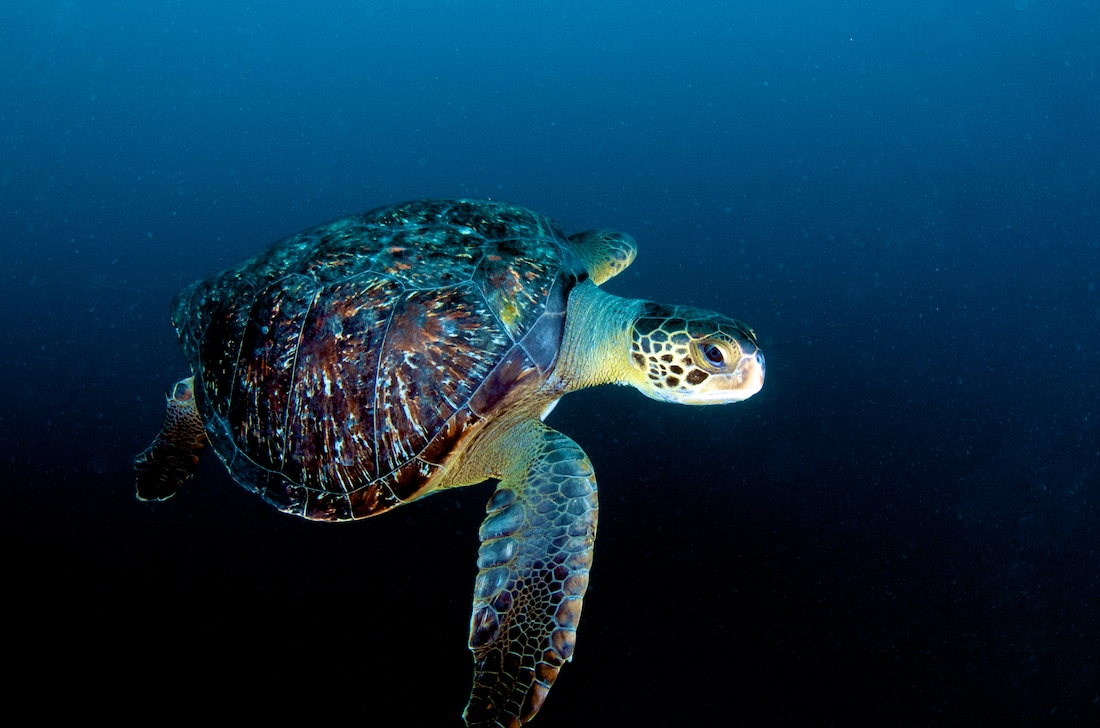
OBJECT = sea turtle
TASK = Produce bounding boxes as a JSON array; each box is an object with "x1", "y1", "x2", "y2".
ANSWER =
[{"x1": 135, "y1": 198, "x2": 765, "y2": 726}]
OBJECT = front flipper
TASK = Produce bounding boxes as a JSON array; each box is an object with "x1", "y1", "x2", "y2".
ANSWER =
[
  {"x1": 464, "y1": 423, "x2": 599, "y2": 727},
  {"x1": 134, "y1": 376, "x2": 208, "y2": 501}
]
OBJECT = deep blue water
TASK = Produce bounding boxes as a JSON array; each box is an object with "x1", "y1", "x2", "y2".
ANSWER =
[{"x1": 3, "y1": 1, "x2": 1098, "y2": 724}]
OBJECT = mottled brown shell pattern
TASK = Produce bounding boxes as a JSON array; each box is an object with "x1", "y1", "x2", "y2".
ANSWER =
[{"x1": 172, "y1": 199, "x2": 587, "y2": 521}]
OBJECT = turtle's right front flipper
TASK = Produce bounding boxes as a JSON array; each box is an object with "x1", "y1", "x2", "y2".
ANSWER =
[
  {"x1": 464, "y1": 423, "x2": 599, "y2": 727},
  {"x1": 134, "y1": 377, "x2": 207, "y2": 501}
]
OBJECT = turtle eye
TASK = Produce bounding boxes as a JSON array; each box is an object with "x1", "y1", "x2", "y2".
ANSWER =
[{"x1": 701, "y1": 342, "x2": 725, "y2": 366}]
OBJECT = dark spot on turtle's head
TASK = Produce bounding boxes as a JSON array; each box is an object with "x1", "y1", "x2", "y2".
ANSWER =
[
  {"x1": 686, "y1": 369, "x2": 709, "y2": 385},
  {"x1": 635, "y1": 317, "x2": 663, "y2": 336}
]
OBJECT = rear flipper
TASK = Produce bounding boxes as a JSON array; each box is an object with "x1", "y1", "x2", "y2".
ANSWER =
[{"x1": 134, "y1": 377, "x2": 208, "y2": 501}]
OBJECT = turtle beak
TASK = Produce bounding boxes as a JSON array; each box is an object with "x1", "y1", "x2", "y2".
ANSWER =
[{"x1": 735, "y1": 349, "x2": 766, "y2": 399}]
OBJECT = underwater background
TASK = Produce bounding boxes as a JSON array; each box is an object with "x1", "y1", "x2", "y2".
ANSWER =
[{"x1": 3, "y1": 1, "x2": 1097, "y2": 724}]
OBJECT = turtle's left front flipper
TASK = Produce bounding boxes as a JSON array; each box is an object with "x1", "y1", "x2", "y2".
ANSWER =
[
  {"x1": 464, "y1": 423, "x2": 599, "y2": 727},
  {"x1": 134, "y1": 377, "x2": 208, "y2": 501}
]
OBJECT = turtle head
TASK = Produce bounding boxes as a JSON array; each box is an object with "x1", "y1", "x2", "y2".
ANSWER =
[{"x1": 626, "y1": 302, "x2": 765, "y2": 405}]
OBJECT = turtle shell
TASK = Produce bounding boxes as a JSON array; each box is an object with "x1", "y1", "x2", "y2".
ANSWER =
[{"x1": 172, "y1": 199, "x2": 588, "y2": 521}]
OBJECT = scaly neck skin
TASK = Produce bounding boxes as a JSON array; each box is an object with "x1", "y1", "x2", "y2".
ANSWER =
[{"x1": 548, "y1": 280, "x2": 644, "y2": 394}]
